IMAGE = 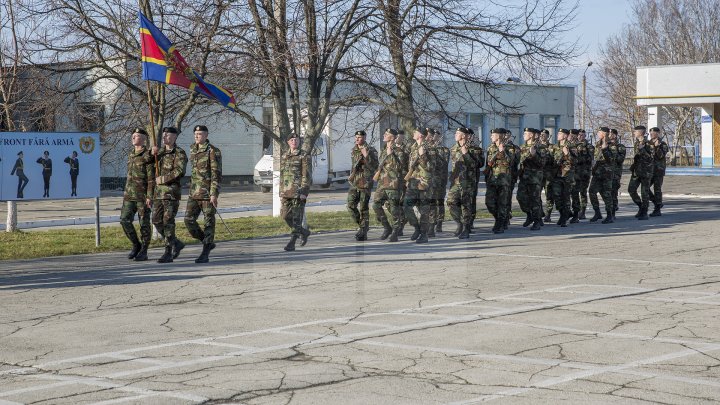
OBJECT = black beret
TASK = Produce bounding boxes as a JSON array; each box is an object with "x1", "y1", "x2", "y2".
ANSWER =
[
  {"x1": 385, "y1": 128, "x2": 398, "y2": 136},
  {"x1": 579, "y1": 129, "x2": 587, "y2": 134},
  {"x1": 598, "y1": 126, "x2": 610, "y2": 133},
  {"x1": 414, "y1": 127, "x2": 429, "y2": 136},
  {"x1": 523, "y1": 127, "x2": 536, "y2": 133},
  {"x1": 468, "y1": 128, "x2": 475, "y2": 135},
  {"x1": 162, "y1": 126, "x2": 179, "y2": 134},
  {"x1": 193, "y1": 125, "x2": 209, "y2": 132},
  {"x1": 541, "y1": 129, "x2": 550, "y2": 135},
  {"x1": 133, "y1": 127, "x2": 148, "y2": 136},
  {"x1": 633, "y1": 125, "x2": 646, "y2": 131},
  {"x1": 354, "y1": 130, "x2": 367, "y2": 137},
  {"x1": 649, "y1": 127, "x2": 660, "y2": 132},
  {"x1": 570, "y1": 129, "x2": 580, "y2": 135},
  {"x1": 457, "y1": 127, "x2": 471, "y2": 135},
  {"x1": 491, "y1": 128, "x2": 507, "y2": 134},
  {"x1": 533, "y1": 128, "x2": 541, "y2": 134},
  {"x1": 432, "y1": 129, "x2": 441, "y2": 136},
  {"x1": 558, "y1": 128, "x2": 570, "y2": 134},
  {"x1": 397, "y1": 129, "x2": 405, "y2": 135},
  {"x1": 610, "y1": 128, "x2": 618, "y2": 135}
]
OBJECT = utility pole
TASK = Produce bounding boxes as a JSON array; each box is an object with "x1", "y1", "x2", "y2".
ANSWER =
[{"x1": 581, "y1": 61, "x2": 593, "y2": 131}]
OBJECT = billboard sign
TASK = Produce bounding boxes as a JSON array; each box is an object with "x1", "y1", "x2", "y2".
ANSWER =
[{"x1": 0, "y1": 132, "x2": 100, "y2": 201}]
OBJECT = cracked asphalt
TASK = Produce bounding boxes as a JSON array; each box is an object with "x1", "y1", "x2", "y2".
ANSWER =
[{"x1": 1, "y1": 196, "x2": 720, "y2": 404}]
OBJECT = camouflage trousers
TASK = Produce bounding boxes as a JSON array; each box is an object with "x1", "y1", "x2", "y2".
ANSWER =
[
  {"x1": 552, "y1": 176, "x2": 573, "y2": 216},
  {"x1": 612, "y1": 174, "x2": 622, "y2": 212},
  {"x1": 152, "y1": 199, "x2": 180, "y2": 247},
  {"x1": 485, "y1": 179, "x2": 510, "y2": 222},
  {"x1": 281, "y1": 197, "x2": 306, "y2": 236},
  {"x1": 648, "y1": 170, "x2": 665, "y2": 207},
  {"x1": 372, "y1": 188, "x2": 402, "y2": 230},
  {"x1": 347, "y1": 186, "x2": 372, "y2": 229},
  {"x1": 120, "y1": 200, "x2": 151, "y2": 246},
  {"x1": 575, "y1": 172, "x2": 591, "y2": 211},
  {"x1": 184, "y1": 199, "x2": 216, "y2": 244},
  {"x1": 543, "y1": 174, "x2": 555, "y2": 214},
  {"x1": 628, "y1": 173, "x2": 652, "y2": 209},
  {"x1": 517, "y1": 180, "x2": 543, "y2": 220},
  {"x1": 403, "y1": 188, "x2": 431, "y2": 230},
  {"x1": 589, "y1": 172, "x2": 614, "y2": 212},
  {"x1": 429, "y1": 186, "x2": 447, "y2": 225},
  {"x1": 447, "y1": 183, "x2": 475, "y2": 226}
]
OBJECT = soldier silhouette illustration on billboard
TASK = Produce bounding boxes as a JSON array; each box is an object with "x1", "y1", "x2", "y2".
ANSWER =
[
  {"x1": 64, "y1": 151, "x2": 80, "y2": 196},
  {"x1": 10, "y1": 151, "x2": 29, "y2": 198},
  {"x1": 37, "y1": 151, "x2": 53, "y2": 198}
]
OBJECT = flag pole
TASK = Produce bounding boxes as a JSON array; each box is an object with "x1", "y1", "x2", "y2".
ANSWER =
[{"x1": 145, "y1": 81, "x2": 160, "y2": 176}]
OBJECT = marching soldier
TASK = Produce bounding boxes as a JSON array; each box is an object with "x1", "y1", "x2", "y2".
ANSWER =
[
  {"x1": 63, "y1": 151, "x2": 80, "y2": 196},
  {"x1": 551, "y1": 128, "x2": 576, "y2": 227},
  {"x1": 36, "y1": 151, "x2": 52, "y2": 198},
  {"x1": 372, "y1": 128, "x2": 407, "y2": 242},
  {"x1": 540, "y1": 130, "x2": 556, "y2": 223},
  {"x1": 648, "y1": 127, "x2": 669, "y2": 216},
  {"x1": 11, "y1": 151, "x2": 29, "y2": 198},
  {"x1": 610, "y1": 129, "x2": 626, "y2": 216},
  {"x1": 628, "y1": 125, "x2": 653, "y2": 220},
  {"x1": 431, "y1": 129, "x2": 450, "y2": 234},
  {"x1": 447, "y1": 127, "x2": 480, "y2": 239},
  {"x1": 589, "y1": 127, "x2": 616, "y2": 224},
  {"x1": 396, "y1": 129, "x2": 410, "y2": 236},
  {"x1": 184, "y1": 125, "x2": 222, "y2": 263},
  {"x1": 120, "y1": 128, "x2": 155, "y2": 261},
  {"x1": 517, "y1": 128, "x2": 545, "y2": 231},
  {"x1": 279, "y1": 134, "x2": 311, "y2": 251},
  {"x1": 467, "y1": 128, "x2": 485, "y2": 233},
  {"x1": 503, "y1": 131, "x2": 521, "y2": 229},
  {"x1": 347, "y1": 130, "x2": 378, "y2": 241},
  {"x1": 151, "y1": 127, "x2": 188, "y2": 263},
  {"x1": 485, "y1": 128, "x2": 513, "y2": 234},
  {"x1": 575, "y1": 129, "x2": 594, "y2": 220},
  {"x1": 403, "y1": 127, "x2": 434, "y2": 243}
]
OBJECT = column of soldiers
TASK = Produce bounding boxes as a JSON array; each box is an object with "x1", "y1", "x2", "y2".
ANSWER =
[{"x1": 121, "y1": 125, "x2": 222, "y2": 264}]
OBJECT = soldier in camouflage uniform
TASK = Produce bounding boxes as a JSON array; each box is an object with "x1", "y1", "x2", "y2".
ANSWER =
[
  {"x1": 280, "y1": 134, "x2": 312, "y2": 251},
  {"x1": 447, "y1": 127, "x2": 480, "y2": 239},
  {"x1": 403, "y1": 127, "x2": 434, "y2": 243},
  {"x1": 372, "y1": 128, "x2": 407, "y2": 242},
  {"x1": 589, "y1": 127, "x2": 616, "y2": 224},
  {"x1": 121, "y1": 128, "x2": 155, "y2": 261},
  {"x1": 517, "y1": 128, "x2": 546, "y2": 231},
  {"x1": 541, "y1": 130, "x2": 556, "y2": 223},
  {"x1": 609, "y1": 129, "x2": 626, "y2": 216},
  {"x1": 551, "y1": 128, "x2": 576, "y2": 227},
  {"x1": 430, "y1": 129, "x2": 450, "y2": 235},
  {"x1": 184, "y1": 125, "x2": 222, "y2": 263},
  {"x1": 396, "y1": 130, "x2": 410, "y2": 236},
  {"x1": 503, "y1": 131, "x2": 521, "y2": 229},
  {"x1": 347, "y1": 130, "x2": 379, "y2": 241},
  {"x1": 151, "y1": 127, "x2": 188, "y2": 263},
  {"x1": 647, "y1": 127, "x2": 669, "y2": 216},
  {"x1": 567, "y1": 129, "x2": 582, "y2": 223},
  {"x1": 628, "y1": 125, "x2": 654, "y2": 220},
  {"x1": 467, "y1": 129, "x2": 484, "y2": 233},
  {"x1": 485, "y1": 128, "x2": 514, "y2": 234},
  {"x1": 573, "y1": 129, "x2": 594, "y2": 220}
]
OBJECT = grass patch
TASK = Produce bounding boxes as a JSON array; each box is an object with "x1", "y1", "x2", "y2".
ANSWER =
[{"x1": 0, "y1": 209, "x2": 519, "y2": 261}]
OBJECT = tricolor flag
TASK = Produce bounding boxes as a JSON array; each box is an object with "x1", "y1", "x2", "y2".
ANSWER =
[{"x1": 139, "y1": 12, "x2": 236, "y2": 110}]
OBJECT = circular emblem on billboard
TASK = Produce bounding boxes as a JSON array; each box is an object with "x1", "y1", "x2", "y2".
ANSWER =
[{"x1": 79, "y1": 136, "x2": 95, "y2": 154}]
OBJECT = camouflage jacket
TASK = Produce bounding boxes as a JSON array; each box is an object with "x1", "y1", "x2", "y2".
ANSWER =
[
  {"x1": 406, "y1": 141, "x2": 433, "y2": 191},
  {"x1": 189, "y1": 141, "x2": 222, "y2": 200},
  {"x1": 280, "y1": 148, "x2": 312, "y2": 198},
  {"x1": 506, "y1": 141, "x2": 521, "y2": 180},
  {"x1": 375, "y1": 144, "x2": 407, "y2": 191},
  {"x1": 348, "y1": 143, "x2": 379, "y2": 190},
  {"x1": 631, "y1": 138, "x2": 654, "y2": 177},
  {"x1": 592, "y1": 142, "x2": 618, "y2": 177},
  {"x1": 449, "y1": 143, "x2": 478, "y2": 189},
  {"x1": 485, "y1": 143, "x2": 513, "y2": 183},
  {"x1": 542, "y1": 143, "x2": 557, "y2": 178},
  {"x1": 653, "y1": 140, "x2": 669, "y2": 173},
  {"x1": 434, "y1": 145, "x2": 450, "y2": 191},
  {"x1": 575, "y1": 140, "x2": 594, "y2": 174},
  {"x1": 63, "y1": 157, "x2": 79, "y2": 175},
  {"x1": 614, "y1": 143, "x2": 626, "y2": 178},
  {"x1": 123, "y1": 146, "x2": 155, "y2": 202},
  {"x1": 36, "y1": 158, "x2": 52, "y2": 176},
  {"x1": 154, "y1": 146, "x2": 188, "y2": 200},
  {"x1": 518, "y1": 141, "x2": 545, "y2": 184},
  {"x1": 553, "y1": 141, "x2": 577, "y2": 178}
]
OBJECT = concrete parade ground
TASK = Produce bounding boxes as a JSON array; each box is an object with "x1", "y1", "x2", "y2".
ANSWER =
[{"x1": 1, "y1": 179, "x2": 720, "y2": 403}]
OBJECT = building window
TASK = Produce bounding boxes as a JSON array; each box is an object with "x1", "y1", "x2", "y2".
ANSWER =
[
  {"x1": 505, "y1": 114, "x2": 523, "y2": 143},
  {"x1": 541, "y1": 115, "x2": 560, "y2": 142}
]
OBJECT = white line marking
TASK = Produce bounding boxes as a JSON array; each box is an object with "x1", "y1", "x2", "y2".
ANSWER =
[{"x1": 87, "y1": 394, "x2": 154, "y2": 405}]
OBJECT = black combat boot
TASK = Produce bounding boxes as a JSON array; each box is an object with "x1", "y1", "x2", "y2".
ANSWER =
[
  {"x1": 649, "y1": 205, "x2": 662, "y2": 217},
  {"x1": 503, "y1": 217, "x2": 509, "y2": 230},
  {"x1": 415, "y1": 224, "x2": 429, "y2": 243},
  {"x1": 410, "y1": 225, "x2": 421, "y2": 241},
  {"x1": 453, "y1": 222, "x2": 463, "y2": 236},
  {"x1": 284, "y1": 235, "x2": 297, "y2": 252},
  {"x1": 458, "y1": 224, "x2": 470, "y2": 239},
  {"x1": 196, "y1": 242, "x2": 216, "y2": 262},
  {"x1": 559, "y1": 212, "x2": 569, "y2": 227},
  {"x1": 172, "y1": 239, "x2": 185, "y2": 259},
  {"x1": 493, "y1": 219, "x2": 505, "y2": 234},
  {"x1": 133, "y1": 244, "x2": 149, "y2": 261},
  {"x1": 380, "y1": 220, "x2": 393, "y2": 240},
  {"x1": 300, "y1": 227, "x2": 310, "y2": 246},
  {"x1": 356, "y1": 224, "x2": 368, "y2": 241},
  {"x1": 354, "y1": 227, "x2": 363, "y2": 241},
  {"x1": 427, "y1": 223, "x2": 436, "y2": 238},
  {"x1": 589, "y1": 208, "x2": 602, "y2": 223},
  {"x1": 127, "y1": 243, "x2": 141, "y2": 260},
  {"x1": 530, "y1": 219, "x2": 542, "y2": 231},
  {"x1": 543, "y1": 210, "x2": 552, "y2": 223},
  {"x1": 557, "y1": 211, "x2": 566, "y2": 226},
  {"x1": 569, "y1": 211, "x2": 579, "y2": 224},
  {"x1": 634, "y1": 206, "x2": 642, "y2": 218},
  {"x1": 637, "y1": 207, "x2": 649, "y2": 220},
  {"x1": 435, "y1": 221, "x2": 443, "y2": 233},
  {"x1": 579, "y1": 207, "x2": 587, "y2": 220},
  {"x1": 523, "y1": 214, "x2": 532, "y2": 227},
  {"x1": 602, "y1": 210, "x2": 615, "y2": 224},
  {"x1": 157, "y1": 246, "x2": 173, "y2": 263},
  {"x1": 388, "y1": 228, "x2": 399, "y2": 242}
]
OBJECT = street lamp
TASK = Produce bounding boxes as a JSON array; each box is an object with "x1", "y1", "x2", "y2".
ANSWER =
[{"x1": 581, "y1": 61, "x2": 593, "y2": 131}]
